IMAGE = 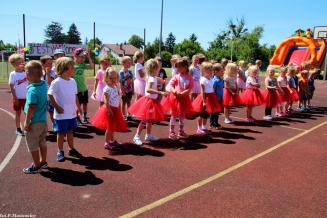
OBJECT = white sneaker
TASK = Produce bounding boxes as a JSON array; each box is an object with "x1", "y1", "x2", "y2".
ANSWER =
[
  {"x1": 224, "y1": 118, "x2": 233, "y2": 124},
  {"x1": 133, "y1": 135, "x2": 143, "y2": 146},
  {"x1": 263, "y1": 115, "x2": 273, "y2": 121},
  {"x1": 145, "y1": 134, "x2": 159, "y2": 142}
]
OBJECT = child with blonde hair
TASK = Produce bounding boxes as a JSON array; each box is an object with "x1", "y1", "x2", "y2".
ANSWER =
[
  {"x1": 133, "y1": 51, "x2": 145, "y2": 100},
  {"x1": 170, "y1": 54, "x2": 181, "y2": 77},
  {"x1": 193, "y1": 62, "x2": 222, "y2": 134},
  {"x1": 92, "y1": 68, "x2": 128, "y2": 150},
  {"x1": 190, "y1": 54, "x2": 201, "y2": 100},
  {"x1": 48, "y1": 57, "x2": 83, "y2": 162},
  {"x1": 223, "y1": 63, "x2": 242, "y2": 124},
  {"x1": 8, "y1": 54, "x2": 28, "y2": 136},
  {"x1": 92, "y1": 56, "x2": 111, "y2": 106},
  {"x1": 237, "y1": 60, "x2": 246, "y2": 92},
  {"x1": 277, "y1": 67, "x2": 291, "y2": 116},
  {"x1": 129, "y1": 59, "x2": 167, "y2": 145},
  {"x1": 286, "y1": 66, "x2": 299, "y2": 112}
]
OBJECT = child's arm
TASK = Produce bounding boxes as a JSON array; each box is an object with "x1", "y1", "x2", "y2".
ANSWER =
[
  {"x1": 44, "y1": 67, "x2": 53, "y2": 86},
  {"x1": 224, "y1": 80, "x2": 234, "y2": 95},
  {"x1": 48, "y1": 94, "x2": 64, "y2": 114},
  {"x1": 137, "y1": 66, "x2": 145, "y2": 78},
  {"x1": 9, "y1": 84, "x2": 18, "y2": 101},
  {"x1": 200, "y1": 83, "x2": 206, "y2": 107},
  {"x1": 23, "y1": 104, "x2": 35, "y2": 131},
  {"x1": 146, "y1": 81, "x2": 167, "y2": 96},
  {"x1": 93, "y1": 78, "x2": 99, "y2": 98},
  {"x1": 86, "y1": 51, "x2": 95, "y2": 69},
  {"x1": 103, "y1": 92, "x2": 113, "y2": 117}
]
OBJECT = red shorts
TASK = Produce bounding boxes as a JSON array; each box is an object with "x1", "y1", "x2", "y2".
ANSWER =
[{"x1": 12, "y1": 99, "x2": 26, "y2": 111}]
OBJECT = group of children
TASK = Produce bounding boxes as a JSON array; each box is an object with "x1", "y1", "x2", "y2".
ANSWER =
[{"x1": 7, "y1": 50, "x2": 319, "y2": 174}]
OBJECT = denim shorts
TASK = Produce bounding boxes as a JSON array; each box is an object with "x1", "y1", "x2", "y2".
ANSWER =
[{"x1": 53, "y1": 118, "x2": 77, "y2": 133}]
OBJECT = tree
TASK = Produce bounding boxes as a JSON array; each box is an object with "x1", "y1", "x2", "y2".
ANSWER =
[
  {"x1": 226, "y1": 17, "x2": 248, "y2": 39},
  {"x1": 44, "y1": 22, "x2": 66, "y2": 43},
  {"x1": 144, "y1": 38, "x2": 160, "y2": 60},
  {"x1": 161, "y1": 51, "x2": 172, "y2": 67},
  {"x1": 87, "y1": 37, "x2": 102, "y2": 50},
  {"x1": 84, "y1": 37, "x2": 88, "y2": 45},
  {"x1": 128, "y1": 35, "x2": 144, "y2": 49},
  {"x1": 175, "y1": 38, "x2": 204, "y2": 59},
  {"x1": 189, "y1": 33, "x2": 198, "y2": 42},
  {"x1": 165, "y1": 32, "x2": 176, "y2": 53},
  {"x1": 66, "y1": 23, "x2": 81, "y2": 44}
]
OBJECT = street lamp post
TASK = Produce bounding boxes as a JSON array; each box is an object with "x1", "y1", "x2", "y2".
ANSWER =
[{"x1": 159, "y1": 0, "x2": 164, "y2": 56}]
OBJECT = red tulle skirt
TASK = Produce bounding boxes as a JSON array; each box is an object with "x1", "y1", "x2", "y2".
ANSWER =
[
  {"x1": 161, "y1": 92, "x2": 195, "y2": 117},
  {"x1": 263, "y1": 89, "x2": 282, "y2": 108},
  {"x1": 279, "y1": 87, "x2": 292, "y2": 102},
  {"x1": 289, "y1": 88, "x2": 299, "y2": 101},
  {"x1": 128, "y1": 96, "x2": 165, "y2": 122},
  {"x1": 192, "y1": 93, "x2": 223, "y2": 114},
  {"x1": 91, "y1": 105, "x2": 128, "y2": 132},
  {"x1": 223, "y1": 88, "x2": 243, "y2": 106},
  {"x1": 240, "y1": 88, "x2": 265, "y2": 106}
]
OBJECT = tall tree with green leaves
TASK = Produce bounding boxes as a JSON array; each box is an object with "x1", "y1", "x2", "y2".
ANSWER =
[
  {"x1": 87, "y1": 37, "x2": 102, "y2": 50},
  {"x1": 128, "y1": 35, "x2": 144, "y2": 49},
  {"x1": 165, "y1": 32, "x2": 176, "y2": 53},
  {"x1": 175, "y1": 36, "x2": 204, "y2": 59},
  {"x1": 66, "y1": 23, "x2": 81, "y2": 44},
  {"x1": 44, "y1": 22, "x2": 66, "y2": 43}
]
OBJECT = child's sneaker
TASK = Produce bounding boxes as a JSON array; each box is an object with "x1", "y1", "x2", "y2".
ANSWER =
[
  {"x1": 76, "y1": 116, "x2": 83, "y2": 125},
  {"x1": 196, "y1": 129, "x2": 206, "y2": 135},
  {"x1": 169, "y1": 131, "x2": 178, "y2": 140},
  {"x1": 275, "y1": 112, "x2": 282, "y2": 117},
  {"x1": 23, "y1": 165, "x2": 41, "y2": 174},
  {"x1": 56, "y1": 150, "x2": 65, "y2": 162},
  {"x1": 145, "y1": 134, "x2": 159, "y2": 142},
  {"x1": 178, "y1": 130, "x2": 188, "y2": 138},
  {"x1": 201, "y1": 127, "x2": 210, "y2": 133},
  {"x1": 133, "y1": 135, "x2": 143, "y2": 146},
  {"x1": 263, "y1": 115, "x2": 273, "y2": 121},
  {"x1": 104, "y1": 142, "x2": 120, "y2": 151},
  {"x1": 68, "y1": 148, "x2": 83, "y2": 158},
  {"x1": 224, "y1": 118, "x2": 233, "y2": 124},
  {"x1": 40, "y1": 162, "x2": 48, "y2": 169},
  {"x1": 16, "y1": 128, "x2": 25, "y2": 136}
]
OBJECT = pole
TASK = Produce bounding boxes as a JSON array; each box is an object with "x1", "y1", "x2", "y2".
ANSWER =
[
  {"x1": 23, "y1": 14, "x2": 26, "y2": 61},
  {"x1": 143, "y1": 28, "x2": 146, "y2": 51},
  {"x1": 93, "y1": 22, "x2": 96, "y2": 76},
  {"x1": 230, "y1": 39, "x2": 233, "y2": 62},
  {"x1": 324, "y1": 47, "x2": 327, "y2": 80},
  {"x1": 159, "y1": 0, "x2": 164, "y2": 56}
]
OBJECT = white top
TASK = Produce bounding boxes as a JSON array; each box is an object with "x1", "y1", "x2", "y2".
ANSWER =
[
  {"x1": 246, "y1": 76, "x2": 259, "y2": 89},
  {"x1": 224, "y1": 76, "x2": 237, "y2": 89},
  {"x1": 48, "y1": 77, "x2": 77, "y2": 120},
  {"x1": 135, "y1": 63, "x2": 145, "y2": 80},
  {"x1": 145, "y1": 76, "x2": 158, "y2": 99},
  {"x1": 103, "y1": 85, "x2": 120, "y2": 108},
  {"x1": 200, "y1": 76, "x2": 214, "y2": 93},
  {"x1": 190, "y1": 65, "x2": 201, "y2": 81},
  {"x1": 171, "y1": 67, "x2": 177, "y2": 77},
  {"x1": 277, "y1": 76, "x2": 288, "y2": 87},
  {"x1": 8, "y1": 71, "x2": 28, "y2": 99}
]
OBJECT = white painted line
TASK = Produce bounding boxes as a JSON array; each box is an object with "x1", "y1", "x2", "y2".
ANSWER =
[{"x1": 0, "y1": 107, "x2": 22, "y2": 173}]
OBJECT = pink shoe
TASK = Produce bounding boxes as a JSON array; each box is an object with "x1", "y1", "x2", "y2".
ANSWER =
[{"x1": 169, "y1": 131, "x2": 178, "y2": 140}]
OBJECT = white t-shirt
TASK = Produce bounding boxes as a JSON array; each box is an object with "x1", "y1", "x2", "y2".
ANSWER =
[
  {"x1": 171, "y1": 67, "x2": 177, "y2": 77},
  {"x1": 200, "y1": 76, "x2": 214, "y2": 93},
  {"x1": 135, "y1": 63, "x2": 145, "y2": 80},
  {"x1": 190, "y1": 65, "x2": 201, "y2": 81},
  {"x1": 103, "y1": 85, "x2": 120, "y2": 108},
  {"x1": 277, "y1": 76, "x2": 287, "y2": 87},
  {"x1": 246, "y1": 76, "x2": 258, "y2": 89},
  {"x1": 48, "y1": 77, "x2": 77, "y2": 120},
  {"x1": 145, "y1": 76, "x2": 158, "y2": 99},
  {"x1": 8, "y1": 71, "x2": 28, "y2": 99}
]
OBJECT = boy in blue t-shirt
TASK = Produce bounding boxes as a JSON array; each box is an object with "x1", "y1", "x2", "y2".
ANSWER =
[
  {"x1": 23, "y1": 61, "x2": 48, "y2": 174},
  {"x1": 210, "y1": 63, "x2": 224, "y2": 129}
]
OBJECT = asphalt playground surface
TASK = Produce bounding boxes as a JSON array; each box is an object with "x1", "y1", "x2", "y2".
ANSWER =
[{"x1": 0, "y1": 80, "x2": 326, "y2": 218}]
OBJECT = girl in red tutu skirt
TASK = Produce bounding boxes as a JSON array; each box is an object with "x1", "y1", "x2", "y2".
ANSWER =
[
  {"x1": 241, "y1": 66, "x2": 265, "y2": 122},
  {"x1": 277, "y1": 67, "x2": 291, "y2": 116},
  {"x1": 263, "y1": 66, "x2": 282, "y2": 120},
  {"x1": 162, "y1": 57, "x2": 194, "y2": 140},
  {"x1": 128, "y1": 59, "x2": 167, "y2": 146},
  {"x1": 286, "y1": 66, "x2": 300, "y2": 113},
  {"x1": 91, "y1": 68, "x2": 128, "y2": 150},
  {"x1": 193, "y1": 62, "x2": 223, "y2": 134},
  {"x1": 223, "y1": 63, "x2": 243, "y2": 124}
]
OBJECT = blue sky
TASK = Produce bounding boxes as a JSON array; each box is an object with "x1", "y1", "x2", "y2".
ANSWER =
[{"x1": 1, "y1": 0, "x2": 326, "y2": 49}]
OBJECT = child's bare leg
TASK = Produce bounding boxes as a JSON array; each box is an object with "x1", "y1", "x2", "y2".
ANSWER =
[
  {"x1": 224, "y1": 107, "x2": 230, "y2": 119},
  {"x1": 66, "y1": 130, "x2": 74, "y2": 149},
  {"x1": 122, "y1": 101, "x2": 126, "y2": 116},
  {"x1": 30, "y1": 150, "x2": 41, "y2": 168},
  {"x1": 15, "y1": 110, "x2": 21, "y2": 129},
  {"x1": 197, "y1": 117, "x2": 203, "y2": 129},
  {"x1": 136, "y1": 121, "x2": 145, "y2": 136},
  {"x1": 39, "y1": 146, "x2": 47, "y2": 164},
  {"x1": 57, "y1": 133, "x2": 65, "y2": 150},
  {"x1": 146, "y1": 123, "x2": 152, "y2": 135},
  {"x1": 105, "y1": 130, "x2": 114, "y2": 143}
]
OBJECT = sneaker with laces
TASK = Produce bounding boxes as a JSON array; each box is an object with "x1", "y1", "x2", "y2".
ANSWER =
[
  {"x1": 23, "y1": 165, "x2": 41, "y2": 174},
  {"x1": 40, "y1": 162, "x2": 48, "y2": 169},
  {"x1": 169, "y1": 131, "x2": 178, "y2": 140},
  {"x1": 82, "y1": 116, "x2": 89, "y2": 123},
  {"x1": 16, "y1": 128, "x2": 25, "y2": 136},
  {"x1": 145, "y1": 134, "x2": 159, "y2": 141},
  {"x1": 104, "y1": 142, "x2": 120, "y2": 150},
  {"x1": 68, "y1": 148, "x2": 83, "y2": 158},
  {"x1": 224, "y1": 118, "x2": 232, "y2": 124},
  {"x1": 56, "y1": 150, "x2": 65, "y2": 162},
  {"x1": 133, "y1": 135, "x2": 143, "y2": 146},
  {"x1": 263, "y1": 115, "x2": 273, "y2": 121}
]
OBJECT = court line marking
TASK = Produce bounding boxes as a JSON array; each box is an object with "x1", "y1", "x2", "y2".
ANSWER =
[
  {"x1": 0, "y1": 108, "x2": 22, "y2": 173},
  {"x1": 119, "y1": 119, "x2": 327, "y2": 218},
  {"x1": 230, "y1": 115, "x2": 306, "y2": 132}
]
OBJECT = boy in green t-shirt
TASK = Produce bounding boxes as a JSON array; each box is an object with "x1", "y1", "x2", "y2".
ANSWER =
[
  {"x1": 23, "y1": 61, "x2": 48, "y2": 174},
  {"x1": 73, "y1": 48, "x2": 94, "y2": 123}
]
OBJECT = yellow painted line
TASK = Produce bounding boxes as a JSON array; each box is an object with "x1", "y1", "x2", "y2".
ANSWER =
[
  {"x1": 119, "y1": 120, "x2": 327, "y2": 218},
  {"x1": 280, "y1": 126, "x2": 306, "y2": 132}
]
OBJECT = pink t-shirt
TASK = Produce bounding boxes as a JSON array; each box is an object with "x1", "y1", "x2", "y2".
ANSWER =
[
  {"x1": 169, "y1": 74, "x2": 194, "y2": 92},
  {"x1": 95, "y1": 69, "x2": 106, "y2": 87}
]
